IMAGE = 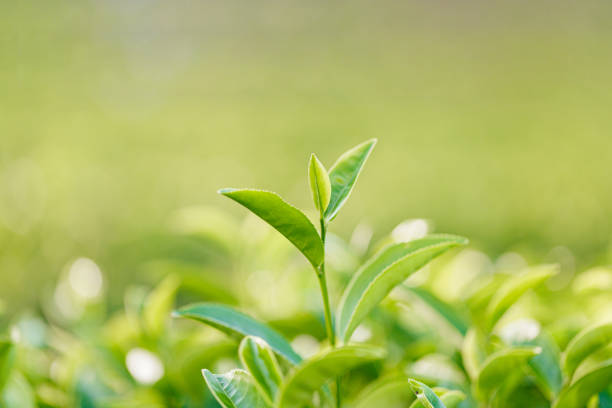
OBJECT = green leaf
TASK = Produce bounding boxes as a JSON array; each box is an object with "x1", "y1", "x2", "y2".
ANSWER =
[
  {"x1": 308, "y1": 154, "x2": 331, "y2": 214},
  {"x1": 174, "y1": 303, "x2": 302, "y2": 364},
  {"x1": 0, "y1": 340, "x2": 15, "y2": 392},
  {"x1": 324, "y1": 139, "x2": 376, "y2": 222},
  {"x1": 353, "y1": 374, "x2": 415, "y2": 408},
  {"x1": 461, "y1": 328, "x2": 487, "y2": 381},
  {"x1": 239, "y1": 336, "x2": 283, "y2": 404},
  {"x1": 485, "y1": 265, "x2": 558, "y2": 331},
  {"x1": 337, "y1": 234, "x2": 468, "y2": 343},
  {"x1": 408, "y1": 388, "x2": 465, "y2": 408},
  {"x1": 405, "y1": 286, "x2": 469, "y2": 335},
  {"x1": 143, "y1": 274, "x2": 181, "y2": 339},
  {"x1": 553, "y1": 345, "x2": 612, "y2": 408},
  {"x1": 562, "y1": 322, "x2": 612, "y2": 379},
  {"x1": 1, "y1": 372, "x2": 35, "y2": 408},
  {"x1": 276, "y1": 345, "x2": 386, "y2": 408},
  {"x1": 203, "y1": 369, "x2": 271, "y2": 408},
  {"x1": 408, "y1": 379, "x2": 446, "y2": 408},
  {"x1": 219, "y1": 189, "x2": 324, "y2": 268},
  {"x1": 476, "y1": 347, "x2": 542, "y2": 394}
]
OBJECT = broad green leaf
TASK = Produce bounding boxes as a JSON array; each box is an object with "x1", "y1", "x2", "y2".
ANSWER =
[
  {"x1": 219, "y1": 189, "x2": 323, "y2": 268},
  {"x1": 308, "y1": 154, "x2": 331, "y2": 214},
  {"x1": 143, "y1": 274, "x2": 181, "y2": 338},
  {"x1": 203, "y1": 369, "x2": 271, "y2": 408},
  {"x1": 562, "y1": 322, "x2": 612, "y2": 379},
  {"x1": 276, "y1": 345, "x2": 386, "y2": 408},
  {"x1": 324, "y1": 139, "x2": 376, "y2": 222},
  {"x1": 405, "y1": 286, "x2": 469, "y2": 335},
  {"x1": 408, "y1": 379, "x2": 446, "y2": 408},
  {"x1": 476, "y1": 347, "x2": 542, "y2": 394},
  {"x1": 174, "y1": 303, "x2": 301, "y2": 364},
  {"x1": 0, "y1": 340, "x2": 15, "y2": 392},
  {"x1": 408, "y1": 388, "x2": 466, "y2": 408},
  {"x1": 461, "y1": 328, "x2": 487, "y2": 381},
  {"x1": 485, "y1": 265, "x2": 558, "y2": 331},
  {"x1": 554, "y1": 345, "x2": 612, "y2": 408},
  {"x1": 239, "y1": 336, "x2": 283, "y2": 404},
  {"x1": 337, "y1": 234, "x2": 468, "y2": 343},
  {"x1": 353, "y1": 374, "x2": 415, "y2": 408}
]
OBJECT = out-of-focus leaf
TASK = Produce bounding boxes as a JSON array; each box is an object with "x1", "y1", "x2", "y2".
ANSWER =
[
  {"x1": 353, "y1": 374, "x2": 415, "y2": 408},
  {"x1": 219, "y1": 189, "x2": 323, "y2": 268},
  {"x1": 476, "y1": 347, "x2": 542, "y2": 394},
  {"x1": 239, "y1": 336, "x2": 283, "y2": 404},
  {"x1": 276, "y1": 345, "x2": 385, "y2": 408},
  {"x1": 143, "y1": 274, "x2": 181, "y2": 338},
  {"x1": 203, "y1": 369, "x2": 271, "y2": 408},
  {"x1": 409, "y1": 388, "x2": 466, "y2": 408},
  {"x1": 174, "y1": 303, "x2": 301, "y2": 364},
  {"x1": 562, "y1": 322, "x2": 612, "y2": 379},
  {"x1": 554, "y1": 345, "x2": 612, "y2": 408},
  {"x1": 485, "y1": 265, "x2": 558, "y2": 330},
  {"x1": 324, "y1": 139, "x2": 376, "y2": 222},
  {"x1": 408, "y1": 379, "x2": 446, "y2": 408},
  {"x1": 308, "y1": 153, "x2": 331, "y2": 214},
  {"x1": 0, "y1": 340, "x2": 15, "y2": 392},
  {"x1": 461, "y1": 328, "x2": 487, "y2": 381},
  {"x1": 337, "y1": 235, "x2": 468, "y2": 343},
  {"x1": 1, "y1": 372, "x2": 35, "y2": 408},
  {"x1": 405, "y1": 286, "x2": 470, "y2": 335}
]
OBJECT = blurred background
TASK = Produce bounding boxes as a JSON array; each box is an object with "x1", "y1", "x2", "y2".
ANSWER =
[{"x1": 1, "y1": 0, "x2": 612, "y2": 312}]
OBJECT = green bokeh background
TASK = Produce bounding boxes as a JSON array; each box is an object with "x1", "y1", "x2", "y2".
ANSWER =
[{"x1": 1, "y1": 0, "x2": 611, "y2": 310}]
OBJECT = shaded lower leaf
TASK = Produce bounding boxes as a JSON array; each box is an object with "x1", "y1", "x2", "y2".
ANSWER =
[
  {"x1": 405, "y1": 286, "x2": 469, "y2": 335},
  {"x1": 476, "y1": 347, "x2": 542, "y2": 395},
  {"x1": 174, "y1": 303, "x2": 301, "y2": 364},
  {"x1": 276, "y1": 345, "x2": 385, "y2": 408},
  {"x1": 562, "y1": 322, "x2": 612, "y2": 379},
  {"x1": 239, "y1": 336, "x2": 283, "y2": 404},
  {"x1": 352, "y1": 373, "x2": 415, "y2": 408},
  {"x1": 0, "y1": 340, "x2": 15, "y2": 392},
  {"x1": 203, "y1": 369, "x2": 271, "y2": 408}
]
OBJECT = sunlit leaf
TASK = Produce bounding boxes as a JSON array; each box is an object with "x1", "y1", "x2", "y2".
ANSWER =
[
  {"x1": 276, "y1": 345, "x2": 385, "y2": 408},
  {"x1": 353, "y1": 374, "x2": 415, "y2": 408},
  {"x1": 174, "y1": 303, "x2": 302, "y2": 364},
  {"x1": 219, "y1": 189, "x2": 324, "y2": 268},
  {"x1": 485, "y1": 265, "x2": 558, "y2": 330},
  {"x1": 408, "y1": 388, "x2": 466, "y2": 408},
  {"x1": 239, "y1": 336, "x2": 283, "y2": 404},
  {"x1": 476, "y1": 347, "x2": 542, "y2": 394},
  {"x1": 324, "y1": 139, "x2": 376, "y2": 222},
  {"x1": 143, "y1": 274, "x2": 181, "y2": 339},
  {"x1": 461, "y1": 328, "x2": 487, "y2": 381},
  {"x1": 308, "y1": 154, "x2": 331, "y2": 214},
  {"x1": 562, "y1": 322, "x2": 612, "y2": 379},
  {"x1": 203, "y1": 369, "x2": 271, "y2": 408},
  {"x1": 408, "y1": 379, "x2": 446, "y2": 408},
  {"x1": 337, "y1": 234, "x2": 468, "y2": 343}
]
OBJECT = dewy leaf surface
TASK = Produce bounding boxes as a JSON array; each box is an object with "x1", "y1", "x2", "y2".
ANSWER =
[
  {"x1": 485, "y1": 265, "x2": 558, "y2": 330},
  {"x1": 308, "y1": 154, "x2": 331, "y2": 214},
  {"x1": 239, "y1": 336, "x2": 283, "y2": 404},
  {"x1": 562, "y1": 321, "x2": 612, "y2": 378},
  {"x1": 219, "y1": 189, "x2": 323, "y2": 268},
  {"x1": 203, "y1": 369, "x2": 271, "y2": 408},
  {"x1": 337, "y1": 234, "x2": 468, "y2": 343},
  {"x1": 174, "y1": 303, "x2": 302, "y2": 364},
  {"x1": 276, "y1": 345, "x2": 385, "y2": 408},
  {"x1": 408, "y1": 379, "x2": 446, "y2": 408},
  {"x1": 324, "y1": 139, "x2": 376, "y2": 222}
]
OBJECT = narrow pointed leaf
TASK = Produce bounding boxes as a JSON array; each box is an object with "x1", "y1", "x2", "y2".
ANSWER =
[
  {"x1": 485, "y1": 265, "x2": 558, "y2": 330},
  {"x1": 219, "y1": 189, "x2": 323, "y2": 268},
  {"x1": 174, "y1": 303, "x2": 301, "y2": 364},
  {"x1": 203, "y1": 369, "x2": 271, "y2": 408},
  {"x1": 308, "y1": 154, "x2": 331, "y2": 214},
  {"x1": 239, "y1": 336, "x2": 283, "y2": 404},
  {"x1": 143, "y1": 274, "x2": 181, "y2": 339},
  {"x1": 562, "y1": 322, "x2": 612, "y2": 379},
  {"x1": 476, "y1": 347, "x2": 542, "y2": 394},
  {"x1": 276, "y1": 345, "x2": 386, "y2": 408},
  {"x1": 408, "y1": 379, "x2": 446, "y2": 408},
  {"x1": 324, "y1": 139, "x2": 376, "y2": 221},
  {"x1": 337, "y1": 234, "x2": 468, "y2": 343}
]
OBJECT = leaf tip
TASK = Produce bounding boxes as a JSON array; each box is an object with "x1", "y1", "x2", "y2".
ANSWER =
[{"x1": 217, "y1": 188, "x2": 236, "y2": 195}]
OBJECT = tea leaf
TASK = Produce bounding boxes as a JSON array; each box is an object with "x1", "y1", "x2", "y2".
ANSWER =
[
  {"x1": 239, "y1": 336, "x2": 283, "y2": 404},
  {"x1": 276, "y1": 345, "x2": 386, "y2": 408},
  {"x1": 219, "y1": 189, "x2": 323, "y2": 268},
  {"x1": 324, "y1": 139, "x2": 376, "y2": 222},
  {"x1": 203, "y1": 369, "x2": 271, "y2": 408},
  {"x1": 408, "y1": 388, "x2": 465, "y2": 408},
  {"x1": 174, "y1": 303, "x2": 302, "y2": 364},
  {"x1": 0, "y1": 340, "x2": 15, "y2": 392},
  {"x1": 143, "y1": 274, "x2": 181, "y2": 339},
  {"x1": 485, "y1": 265, "x2": 558, "y2": 331},
  {"x1": 308, "y1": 154, "x2": 331, "y2": 214},
  {"x1": 353, "y1": 374, "x2": 415, "y2": 408},
  {"x1": 476, "y1": 347, "x2": 542, "y2": 394},
  {"x1": 405, "y1": 286, "x2": 469, "y2": 335},
  {"x1": 337, "y1": 234, "x2": 468, "y2": 343},
  {"x1": 562, "y1": 322, "x2": 612, "y2": 379},
  {"x1": 408, "y1": 379, "x2": 446, "y2": 408},
  {"x1": 461, "y1": 328, "x2": 487, "y2": 381}
]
